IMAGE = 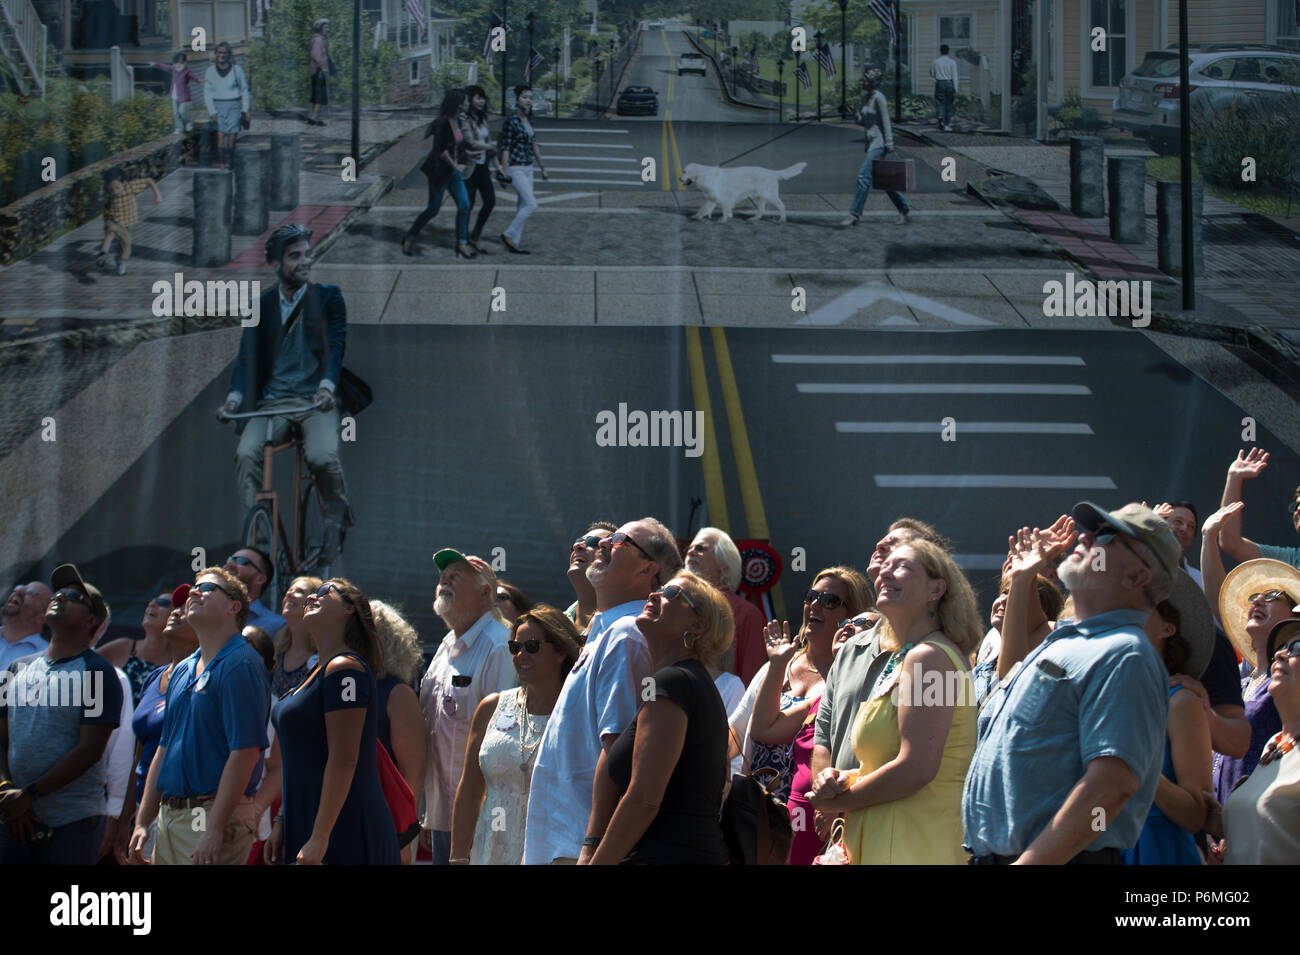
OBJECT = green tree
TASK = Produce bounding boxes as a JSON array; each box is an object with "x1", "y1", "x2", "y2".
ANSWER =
[
  {"x1": 797, "y1": 0, "x2": 885, "y2": 45},
  {"x1": 247, "y1": 0, "x2": 399, "y2": 109}
]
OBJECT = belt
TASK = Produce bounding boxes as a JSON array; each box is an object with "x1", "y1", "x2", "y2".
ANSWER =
[
  {"x1": 161, "y1": 794, "x2": 217, "y2": 810},
  {"x1": 970, "y1": 847, "x2": 1122, "y2": 866}
]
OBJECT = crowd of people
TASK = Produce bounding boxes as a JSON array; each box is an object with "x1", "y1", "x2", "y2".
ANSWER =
[{"x1": 3, "y1": 446, "x2": 1299, "y2": 865}]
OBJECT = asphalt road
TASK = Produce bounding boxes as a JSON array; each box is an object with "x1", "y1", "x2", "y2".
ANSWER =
[
  {"x1": 23, "y1": 325, "x2": 1300, "y2": 644},
  {"x1": 616, "y1": 26, "x2": 764, "y2": 124}
]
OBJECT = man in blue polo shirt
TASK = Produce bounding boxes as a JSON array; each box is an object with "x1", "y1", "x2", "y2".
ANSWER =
[
  {"x1": 963, "y1": 502, "x2": 1174, "y2": 864},
  {"x1": 129, "y1": 567, "x2": 270, "y2": 865},
  {"x1": 0, "y1": 564, "x2": 122, "y2": 864}
]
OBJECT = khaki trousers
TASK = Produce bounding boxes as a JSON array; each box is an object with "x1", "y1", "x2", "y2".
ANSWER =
[{"x1": 153, "y1": 798, "x2": 259, "y2": 865}]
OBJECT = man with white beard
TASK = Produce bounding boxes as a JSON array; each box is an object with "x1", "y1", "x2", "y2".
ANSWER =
[
  {"x1": 418, "y1": 549, "x2": 515, "y2": 865},
  {"x1": 962, "y1": 502, "x2": 1174, "y2": 865}
]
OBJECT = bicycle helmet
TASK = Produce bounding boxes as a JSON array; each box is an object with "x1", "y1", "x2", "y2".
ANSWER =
[{"x1": 264, "y1": 223, "x2": 313, "y2": 264}]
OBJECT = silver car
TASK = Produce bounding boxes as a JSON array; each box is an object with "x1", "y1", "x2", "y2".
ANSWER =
[{"x1": 1112, "y1": 44, "x2": 1300, "y2": 153}]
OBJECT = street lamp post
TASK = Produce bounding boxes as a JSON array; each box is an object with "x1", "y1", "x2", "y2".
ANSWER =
[
  {"x1": 351, "y1": 0, "x2": 359, "y2": 166},
  {"x1": 1178, "y1": 0, "x2": 1194, "y2": 309},
  {"x1": 794, "y1": 52, "x2": 801, "y2": 120},
  {"x1": 712, "y1": 21, "x2": 718, "y2": 59},
  {"x1": 730, "y1": 46, "x2": 738, "y2": 98},
  {"x1": 814, "y1": 30, "x2": 823, "y2": 120},
  {"x1": 777, "y1": 58, "x2": 784, "y2": 122},
  {"x1": 838, "y1": 0, "x2": 848, "y2": 118},
  {"x1": 500, "y1": 0, "x2": 509, "y2": 116},
  {"x1": 894, "y1": 0, "x2": 902, "y2": 123},
  {"x1": 526, "y1": 11, "x2": 535, "y2": 88},
  {"x1": 554, "y1": 43, "x2": 561, "y2": 117}
]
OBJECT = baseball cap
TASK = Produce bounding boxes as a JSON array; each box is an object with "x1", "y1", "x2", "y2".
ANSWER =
[
  {"x1": 50, "y1": 563, "x2": 108, "y2": 622},
  {"x1": 1071, "y1": 501, "x2": 1181, "y2": 575},
  {"x1": 171, "y1": 583, "x2": 191, "y2": 609},
  {"x1": 433, "y1": 548, "x2": 496, "y2": 581}
]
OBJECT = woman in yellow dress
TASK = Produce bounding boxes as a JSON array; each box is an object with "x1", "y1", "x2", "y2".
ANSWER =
[{"x1": 809, "y1": 539, "x2": 982, "y2": 864}]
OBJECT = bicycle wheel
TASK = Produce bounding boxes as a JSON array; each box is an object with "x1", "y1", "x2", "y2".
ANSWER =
[
  {"x1": 243, "y1": 503, "x2": 287, "y2": 612},
  {"x1": 298, "y1": 480, "x2": 329, "y2": 578}
]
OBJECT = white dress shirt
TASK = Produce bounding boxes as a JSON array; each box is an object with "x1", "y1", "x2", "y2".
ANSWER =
[
  {"x1": 418, "y1": 610, "x2": 515, "y2": 832},
  {"x1": 99, "y1": 667, "x2": 136, "y2": 818}
]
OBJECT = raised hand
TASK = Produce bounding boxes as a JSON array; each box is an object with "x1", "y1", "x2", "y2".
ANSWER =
[
  {"x1": 763, "y1": 620, "x2": 796, "y2": 665},
  {"x1": 1154, "y1": 502, "x2": 1176, "y2": 521},
  {"x1": 1203, "y1": 501, "x2": 1245, "y2": 538},
  {"x1": 1227, "y1": 448, "x2": 1269, "y2": 481}
]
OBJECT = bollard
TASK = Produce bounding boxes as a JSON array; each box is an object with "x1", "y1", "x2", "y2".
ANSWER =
[
  {"x1": 1156, "y1": 180, "x2": 1204, "y2": 277},
  {"x1": 1107, "y1": 156, "x2": 1146, "y2": 245},
  {"x1": 234, "y1": 145, "x2": 270, "y2": 235},
  {"x1": 1069, "y1": 137, "x2": 1105, "y2": 218},
  {"x1": 193, "y1": 168, "x2": 233, "y2": 267},
  {"x1": 269, "y1": 133, "x2": 301, "y2": 210}
]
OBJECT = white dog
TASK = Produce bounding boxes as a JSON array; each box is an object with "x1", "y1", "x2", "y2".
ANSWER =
[{"x1": 679, "y1": 161, "x2": 807, "y2": 222}]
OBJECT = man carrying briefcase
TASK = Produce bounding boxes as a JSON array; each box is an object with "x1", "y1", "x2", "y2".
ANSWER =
[{"x1": 840, "y1": 67, "x2": 912, "y2": 227}]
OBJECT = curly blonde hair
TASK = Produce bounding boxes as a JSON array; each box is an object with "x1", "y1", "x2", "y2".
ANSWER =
[{"x1": 370, "y1": 599, "x2": 425, "y2": 684}]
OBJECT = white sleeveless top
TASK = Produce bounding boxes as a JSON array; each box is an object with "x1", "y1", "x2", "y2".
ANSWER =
[{"x1": 472, "y1": 688, "x2": 550, "y2": 865}]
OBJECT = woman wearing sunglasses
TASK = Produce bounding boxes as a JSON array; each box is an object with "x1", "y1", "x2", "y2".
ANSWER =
[
  {"x1": 809, "y1": 540, "x2": 982, "y2": 864},
  {"x1": 271, "y1": 576, "x2": 322, "y2": 699},
  {"x1": 267, "y1": 579, "x2": 399, "y2": 865},
  {"x1": 98, "y1": 591, "x2": 175, "y2": 706},
  {"x1": 1211, "y1": 621, "x2": 1300, "y2": 864},
  {"x1": 450, "y1": 604, "x2": 580, "y2": 864},
  {"x1": 1205, "y1": 556, "x2": 1300, "y2": 807},
  {"x1": 581, "y1": 574, "x2": 733, "y2": 865}
]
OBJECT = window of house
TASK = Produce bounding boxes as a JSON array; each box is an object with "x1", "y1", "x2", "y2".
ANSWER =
[
  {"x1": 409, "y1": 58, "x2": 420, "y2": 85},
  {"x1": 1274, "y1": 0, "x2": 1300, "y2": 51},
  {"x1": 1089, "y1": 0, "x2": 1127, "y2": 88},
  {"x1": 939, "y1": 15, "x2": 972, "y2": 48}
]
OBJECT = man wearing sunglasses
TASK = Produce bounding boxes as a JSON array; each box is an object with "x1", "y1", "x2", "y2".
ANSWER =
[
  {"x1": 565, "y1": 522, "x2": 617, "y2": 634},
  {"x1": 0, "y1": 564, "x2": 122, "y2": 865},
  {"x1": 223, "y1": 548, "x2": 286, "y2": 635},
  {"x1": 0, "y1": 581, "x2": 52, "y2": 669},
  {"x1": 131, "y1": 568, "x2": 270, "y2": 865},
  {"x1": 963, "y1": 502, "x2": 1177, "y2": 865},
  {"x1": 419, "y1": 549, "x2": 516, "y2": 865},
  {"x1": 524, "y1": 518, "x2": 681, "y2": 865}
]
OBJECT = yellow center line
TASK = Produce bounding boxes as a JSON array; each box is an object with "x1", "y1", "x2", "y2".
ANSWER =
[
  {"x1": 660, "y1": 117, "x2": 670, "y2": 191},
  {"x1": 710, "y1": 326, "x2": 786, "y2": 622},
  {"x1": 685, "y1": 327, "x2": 729, "y2": 536}
]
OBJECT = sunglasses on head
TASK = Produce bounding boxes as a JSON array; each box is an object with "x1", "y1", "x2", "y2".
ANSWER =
[
  {"x1": 509, "y1": 638, "x2": 546, "y2": 655},
  {"x1": 1249, "y1": 590, "x2": 1292, "y2": 605},
  {"x1": 193, "y1": 580, "x2": 238, "y2": 599},
  {"x1": 804, "y1": 589, "x2": 845, "y2": 611},
  {"x1": 652, "y1": 583, "x2": 697, "y2": 610},
  {"x1": 572, "y1": 534, "x2": 604, "y2": 551},
  {"x1": 54, "y1": 588, "x2": 93, "y2": 610}
]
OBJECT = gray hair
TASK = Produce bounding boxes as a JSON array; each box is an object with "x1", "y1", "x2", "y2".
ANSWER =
[
  {"x1": 638, "y1": 517, "x2": 683, "y2": 587},
  {"x1": 699, "y1": 526, "x2": 742, "y2": 593}
]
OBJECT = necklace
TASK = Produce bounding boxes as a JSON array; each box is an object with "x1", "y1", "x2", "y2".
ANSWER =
[
  {"x1": 1259, "y1": 730, "x2": 1297, "y2": 767},
  {"x1": 517, "y1": 688, "x2": 544, "y2": 778}
]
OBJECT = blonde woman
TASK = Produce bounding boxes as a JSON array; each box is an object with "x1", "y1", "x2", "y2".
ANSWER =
[
  {"x1": 272, "y1": 576, "x2": 321, "y2": 698},
  {"x1": 370, "y1": 600, "x2": 429, "y2": 863},
  {"x1": 581, "y1": 573, "x2": 734, "y2": 865},
  {"x1": 809, "y1": 540, "x2": 981, "y2": 863}
]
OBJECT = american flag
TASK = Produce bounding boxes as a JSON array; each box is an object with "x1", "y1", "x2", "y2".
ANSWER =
[
  {"x1": 793, "y1": 60, "x2": 810, "y2": 90},
  {"x1": 406, "y1": 0, "x2": 425, "y2": 30},
  {"x1": 868, "y1": 0, "x2": 898, "y2": 46},
  {"x1": 814, "y1": 41, "x2": 835, "y2": 78},
  {"x1": 482, "y1": 12, "x2": 509, "y2": 62},
  {"x1": 746, "y1": 45, "x2": 758, "y2": 73},
  {"x1": 523, "y1": 46, "x2": 545, "y2": 81}
]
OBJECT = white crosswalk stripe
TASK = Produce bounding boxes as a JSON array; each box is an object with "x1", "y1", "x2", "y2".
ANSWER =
[{"x1": 536, "y1": 125, "x2": 644, "y2": 187}]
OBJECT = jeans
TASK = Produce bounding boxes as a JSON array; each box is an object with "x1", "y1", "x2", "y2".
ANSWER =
[
  {"x1": 0, "y1": 813, "x2": 104, "y2": 865},
  {"x1": 430, "y1": 829, "x2": 451, "y2": 865},
  {"x1": 464, "y1": 163, "x2": 496, "y2": 239},
  {"x1": 935, "y1": 80, "x2": 956, "y2": 125},
  {"x1": 503, "y1": 164, "x2": 538, "y2": 245},
  {"x1": 408, "y1": 169, "x2": 470, "y2": 244},
  {"x1": 235, "y1": 396, "x2": 349, "y2": 516},
  {"x1": 850, "y1": 147, "x2": 910, "y2": 218}
]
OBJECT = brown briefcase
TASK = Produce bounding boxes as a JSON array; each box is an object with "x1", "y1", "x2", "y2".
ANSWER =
[{"x1": 872, "y1": 158, "x2": 916, "y2": 192}]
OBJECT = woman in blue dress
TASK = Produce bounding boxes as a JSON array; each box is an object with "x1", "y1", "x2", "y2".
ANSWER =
[
  {"x1": 1125, "y1": 574, "x2": 1215, "y2": 865},
  {"x1": 269, "y1": 578, "x2": 399, "y2": 865}
]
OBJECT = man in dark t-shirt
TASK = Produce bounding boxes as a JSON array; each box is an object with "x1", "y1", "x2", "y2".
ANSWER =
[{"x1": 0, "y1": 564, "x2": 122, "y2": 865}]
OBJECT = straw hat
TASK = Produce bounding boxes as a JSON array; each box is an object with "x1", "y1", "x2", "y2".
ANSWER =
[{"x1": 1218, "y1": 558, "x2": 1300, "y2": 669}]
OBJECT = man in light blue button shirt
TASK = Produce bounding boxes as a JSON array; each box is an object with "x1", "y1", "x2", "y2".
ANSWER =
[
  {"x1": 0, "y1": 582, "x2": 52, "y2": 669},
  {"x1": 963, "y1": 501, "x2": 1177, "y2": 864}
]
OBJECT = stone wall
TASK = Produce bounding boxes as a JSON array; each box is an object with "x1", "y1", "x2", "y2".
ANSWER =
[
  {"x1": 0, "y1": 134, "x2": 199, "y2": 266},
  {"x1": 387, "y1": 58, "x2": 433, "y2": 106}
]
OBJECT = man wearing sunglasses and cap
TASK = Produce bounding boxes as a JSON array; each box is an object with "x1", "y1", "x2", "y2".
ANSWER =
[
  {"x1": 0, "y1": 564, "x2": 123, "y2": 864},
  {"x1": 963, "y1": 502, "x2": 1176, "y2": 865},
  {"x1": 130, "y1": 567, "x2": 270, "y2": 865},
  {"x1": 418, "y1": 548, "x2": 516, "y2": 864}
]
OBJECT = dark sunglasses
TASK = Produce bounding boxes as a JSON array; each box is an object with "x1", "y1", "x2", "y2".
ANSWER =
[
  {"x1": 609, "y1": 531, "x2": 655, "y2": 563},
  {"x1": 149, "y1": 595, "x2": 173, "y2": 608},
  {"x1": 1092, "y1": 526, "x2": 1153, "y2": 570},
  {"x1": 1288, "y1": 501, "x2": 1300, "y2": 516},
  {"x1": 653, "y1": 583, "x2": 697, "y2": 610},
  {"x1": 1278, "y1": 637, "x2": 1300, "y2": 658},
  {"x1": 572, "y1": 534, "x2": 604, "y2": 551},
  {"x1": 313, "y1": 582, "x2": 353, "y2": 604},
  {"x1": 193, "y1": 580, "x2": 238, "y2": 599},
  {"x1": 509, "y1": 639, "x2": 545, "y2": 655},
  {"x1": 1249, "y1": 590, "x2": 1292, "y2": 605},
  {"x1": 227, "y1": 554, "x2": 269, "y2": 575},
  {"x1": 54, "y1": 588, "x2": 93, "y2": 610},
  {"x1": 804, "y1": 589, "x2": 845, "y2": 611},
  {"x1": 495, "y1": 591, "x2": 513, "y2": 604}
]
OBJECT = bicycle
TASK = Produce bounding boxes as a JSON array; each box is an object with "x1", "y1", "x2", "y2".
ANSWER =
[{"x1": 220, "y1": 402, "x2": 333, "y2": 607}]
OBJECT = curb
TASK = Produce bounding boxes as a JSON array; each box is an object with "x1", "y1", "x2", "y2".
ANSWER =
[{"x1": 681, "y1": 31, "x2": 776, "y2": 114}]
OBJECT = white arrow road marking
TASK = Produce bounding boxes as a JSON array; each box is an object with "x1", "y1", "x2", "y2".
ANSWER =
[{"x1": 796, "y1": 280, "x2": 998, "y2": 328}]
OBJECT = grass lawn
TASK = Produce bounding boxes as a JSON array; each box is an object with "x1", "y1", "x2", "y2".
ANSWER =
[{"x1": 1145, "y1": 155, "x2": 1293, "y2": 217}]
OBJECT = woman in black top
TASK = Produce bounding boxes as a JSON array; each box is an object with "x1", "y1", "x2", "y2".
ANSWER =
[
  {"x1": 581, "y1": 572, "x2": 734, "y2": 865},
  {"x1": 402, "y1": 89, "x2": 477, "y2": 259}
]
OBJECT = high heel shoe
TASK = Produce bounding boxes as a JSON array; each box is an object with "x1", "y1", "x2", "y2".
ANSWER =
[
  {"x1": 455, "y1": 244, "x2": 477, "y2": 259},
  {"x1": 401, "y1": 236, "x2": 415, "y2": 256},
  {"x1": 467, "y1": 237, "x2": 490, "y2": 254}
]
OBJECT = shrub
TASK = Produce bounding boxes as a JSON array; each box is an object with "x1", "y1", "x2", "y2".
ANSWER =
[{"x1": 1190, "y1": 95, "x2": 1300, "y2": 196}]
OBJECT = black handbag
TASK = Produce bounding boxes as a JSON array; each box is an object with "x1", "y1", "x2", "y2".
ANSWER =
[{"x1": 337, "y1": 366, "x2": 372, "y2": 416}]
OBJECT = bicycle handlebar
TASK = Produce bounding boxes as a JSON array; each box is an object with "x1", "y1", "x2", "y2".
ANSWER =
[{"x1": 220, "y1": 402, "x2": 325, "y2": 421}]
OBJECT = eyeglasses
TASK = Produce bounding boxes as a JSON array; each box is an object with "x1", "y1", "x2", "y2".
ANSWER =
[
  {"x1": 149, "y1": 595, "x2": 172, "y2": 608},
  {"x1": 804, "y1": 589, "x2": 845, "y2": 611},
  {"x1": 193, "y1": 581, "x2": 238, "y2": 600},
  {"x1": 608, "y1": 531, "x2": 655, "y2": 563},
  {"x1": 226, "y1": 555, "x2": 269, "y2": 575},
  {"x1": 1092, "y1": 526, "x2": 1153, "y2": 570},
  {"x1": 54, "y1": 588, "x2": 93, "y2": 610},
  {"x1": 572, "y1": 534, "x2": 605, "y2": 551},
  {"x1": 1249, "y1": 590, "x2": 1292, "y2": 605},
  {"x1": 651, "y1": 583, "x2": 697, "y2": 611},
  {"x1": 1277, "y1": 637, "x2": 1300, "y2": 658},
  {"x1": 495, "y1": 591, "x2": 513, "y2": 604},
  {"x1": 509, "y1": 639, "x2": 545, "y2": 655},
  {"x1": 313, "y1": 582, "x2": 353, "y2": 604}
]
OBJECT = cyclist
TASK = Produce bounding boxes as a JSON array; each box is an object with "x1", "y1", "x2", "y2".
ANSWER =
[{"x1": 218, "y1": 224, "x2": 353, "y2": 565}]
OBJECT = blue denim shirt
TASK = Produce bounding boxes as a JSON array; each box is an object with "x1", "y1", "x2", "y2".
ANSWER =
[{"x1": 962, "y1": 609, "x2": 1167, "y2": 857}]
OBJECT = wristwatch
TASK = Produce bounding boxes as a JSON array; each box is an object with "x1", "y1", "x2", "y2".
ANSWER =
[{"x1": 581, "y1": 836, "x2": 601, "y2": 849}]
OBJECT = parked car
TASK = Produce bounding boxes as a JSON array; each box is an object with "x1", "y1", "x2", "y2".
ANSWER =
[
  {"x1": 678, "y1": 52, "x2": 707, "y2": 76},
  {"x1": 616, "y1": 85, "x2": 659, "y2": 115},
  {"x1": 1112, "y1": 44, "x2": 1300, "y2": 153}
]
